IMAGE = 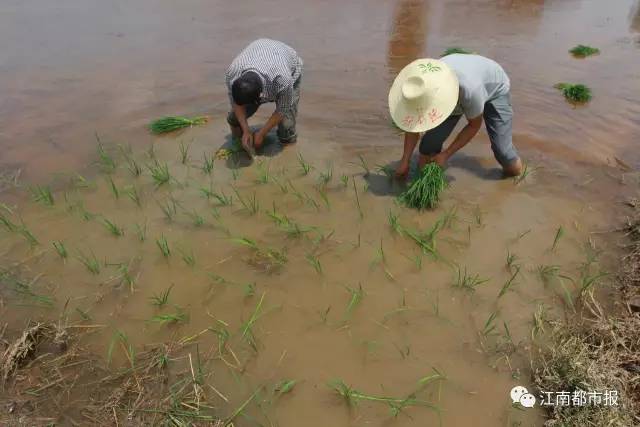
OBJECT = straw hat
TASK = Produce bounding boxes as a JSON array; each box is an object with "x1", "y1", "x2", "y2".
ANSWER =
[{"x1": 388, "y1": 58, "x2": 459, "y2": 133}]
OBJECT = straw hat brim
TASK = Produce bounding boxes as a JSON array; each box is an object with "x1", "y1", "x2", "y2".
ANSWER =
[{"x1": 388, "y1": 58, "x2": 459, "y2": 133}]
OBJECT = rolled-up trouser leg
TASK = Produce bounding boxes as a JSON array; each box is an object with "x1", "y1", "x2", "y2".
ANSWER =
[
  {"x1": 483, "y1": 93, "x2": 519, "y2": 167},
  {"x1": 277, "y1": 77, "x2": 301, "y2": 143}
]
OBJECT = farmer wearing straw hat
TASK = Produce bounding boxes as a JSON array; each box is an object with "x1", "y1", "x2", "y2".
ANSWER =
[
  {"x1": 389, "y1": 54, "x2": 523, "y2": 177},
  {"x1": 225, "y1": 39, "x2": 303, "y2": 157}
]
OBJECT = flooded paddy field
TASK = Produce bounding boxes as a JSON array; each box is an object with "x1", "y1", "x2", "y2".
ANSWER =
[{"x1": 1, "y1": 0, "x2": 640, "y2": 426}]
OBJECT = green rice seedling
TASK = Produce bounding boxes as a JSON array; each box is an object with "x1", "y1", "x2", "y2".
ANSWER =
[
  {"x1": 201, "y1": 152, "x2": 215, "y2": 175},
  {"x1": 199, "y1": 183, "x2": 214, "y2": 200},
  {"x1": 506, "y1": 250, "x2": 518, "y2": 271},
  {"x1": 481, "y1": 312, "x2": 499, "y2": 338},
  {"x1": 126, "y1": 156, "x2": 142, "y2": 177},
  {"x1": 555, "y1": 83, "x2": 592, "y2": 104},
  {"x1": 149, "y1": 115, "x2": 207, "y2": 134},
  {"x1": 497, "y1": 266, "x2": 521, "y2": 298},
  {"x1": 231, "y1": 167, "x2": 240, "y2": 180},
  {"x1": 77, "y1": 249, "x2": 101, "y2": 274},
  {"x1": 134, "y1": 222, "x2": 147, "y2": 242},
  {"x1": 452, "y1": 265, "x2": 489, "y2": 292},
  {"x1": 441, "y1": 47, "x2": 473, "y2": 56},
  {"x1": 551, "y1": 226, "x2": 564, "y2": 251},
  {"x1": 537, "y1": 264, "x2": 560, "y2": 285},
  {"x1": 179, "y1": 140, "x2": 191, "y2": 164},
  {"x1": 297, "y1": 152, "x2": 311, "y2": 175},
  {"x1": 398, "y1": 163, "x2": 447, "y2": 210},
  {"x1": 18, "y1": 222, "x2": 39, "y2": 246},
  {"x1": 305, "y1": 252, "x2": 323, "y2": 275},
  {"x1": 255, "y1": 160, "x2": 270, "y2": 184},
  {"x1": 232, "y1": 187, "x2": 259, "y2": 215},
  {"x1": 148, "y1": 160, "x2": 171, "y2": 186},
  {"x1": 150, "y1": 312, "x2": 187, "y2": 325},
  {"x1": 102, "y1": 218, "x2": 124, "y2": 237},
  {"x1": 156, "y1": 235, "x2": 171, "y2": 258},
  {"x1": 569, "y1": 44, "x2": 599, "y2": 58},
  {"x1": 352, "y1": 177, "x2": 364, "y2": 219},
  {"x1": 270, "y1": 175, "x2": 289, "y2": 194},
  {"x1": 327, "y1": 379, "x2": 440, "y2": 418},
  {"x1": 231, "y1": 236, "x2": 259, "y2": 249},
  {"x1": 0, "y1": 211, "x2": 16, "y2": 232},
  {"x1": 388, "y1": 211, "x2": 402, "y2": 234},
  {"x1": 96, "y1": 137, "x2": 116, "y2": 173},
  {"x1": 240, "y1": 292, "x2": 266, "y2": 350},
  {"x1": 303, "y1": 192, "x2": 321, "y2": 211},
  {"x1": 317, "y1": 188, "x2": 331, "y2": 210},
  {"x1": 370, "y1": 239, "x2": 386, "y2": 270},
  {"x1": 76, "y1": 307, "x2": 92, "y2": 321},
  {"x1": 123, "y1": 185, "x2": 142, "y2": 207},
  {"x1": 363, "y1": 181, "x2": 370, "y2": 192},
  {"x1": 106, "y1": 176, "x2": 119, "y2": 199},
  {"x1": 515, "y1": 229, "x2": 531, "y2": 241},
  {"x1": 376, "y1": 164, "x2": 394, "y2": 179},
  {"x1": 186, "y1": 210, "x2": 205, "y2": 227},
  {"x1": 158, "y1": 197, "x2": 178, "y2": 222},
  {"x1": 146, "y1": 143, "x2": 156, "y2": 160},
  {"x1": 52, "y1": 241, "x2": 68, "y2": 259},
  {"x1": 274, "y1": 379, "x2": 297, "y2": 396},
  {"x1": 30, "y1": 185, "x2": 55, "y2": 206},
  {"x1": 317, "y1": 164, "x2": 333, "y2": 187},
  {"x1": 243, "y1": 282, "x2": 256, "y2": 298},
  {"x1": 344, "y1": 283, "x2": 364, "y2": 318},
  {"x1": 72, "y1": 173, "x2": 92, "y2": 189},
  {"x1": 211, "y1": 189, "x2": 233, "y2": 206},
  {"x1": 179, "y1": 248, "x2": 196, "y2": 267},
  {"x1": 513, "y1": 162, "x2": 537, "y2": 185},
  {"x1": 340, "y1": 174, "x2": 349, "y2": 187},
  {"x1": 353, "y1": 154, "x2": 370, "y2": 177},
  {"x1": 107, "y1": 329, "x2": 134, "y2": 368},
  {"x1": 150, "y1": 284, "x2": 174, "y2": 307}
]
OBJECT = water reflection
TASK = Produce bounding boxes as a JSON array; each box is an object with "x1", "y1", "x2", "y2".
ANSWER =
[
  {"x1": 630, "y1": 0, "x2": 640, "y2": 32},
  {"x1": 387, "y1": 0, "x2": 427, "y2": 76}
]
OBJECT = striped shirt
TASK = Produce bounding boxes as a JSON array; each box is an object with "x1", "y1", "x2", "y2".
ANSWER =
[{"x1": 225, "y1": 39, "x2": 303, "y2": 114}]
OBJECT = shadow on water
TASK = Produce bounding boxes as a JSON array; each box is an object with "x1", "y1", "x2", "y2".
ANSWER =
[
  {"x1": 220, "y1": 127, "x2": 284, "y2": 169},
  {"x1": 448, "y1": 152, "x2": 504, "y2": 181}
]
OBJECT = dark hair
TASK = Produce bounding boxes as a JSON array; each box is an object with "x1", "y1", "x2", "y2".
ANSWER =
[{"x1": 231, "y1": 71, "x2": 262, "y2": 105}]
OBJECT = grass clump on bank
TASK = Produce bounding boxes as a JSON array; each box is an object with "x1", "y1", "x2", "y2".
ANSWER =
[
  {"x1": 441, "y1": 47, "x2": 473, "y2": 56},
  {"x1": 555, "y1": 83, "x2": 592, "y2": 104},
  {"x1": 149, "y1": 116, "x2": 208, "y2": 134},
  {"x1": 569, "y1": 45, "x2": 600, "y2": 58},
  {"x1": 398, "y1": 163, "x2": 447, "y2": 210}
]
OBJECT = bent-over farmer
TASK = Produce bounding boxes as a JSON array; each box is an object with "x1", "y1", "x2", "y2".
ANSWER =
[
  {"x1": 225, "y1": 39, "x2": 303, "y2": 156},
  {"x1": 389, "y1": 54, "x2": 522, "y2": 177}
]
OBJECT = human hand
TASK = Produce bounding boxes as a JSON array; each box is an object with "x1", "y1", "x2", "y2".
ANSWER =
[
  {"x1": 253, "y1": 131, "x2": 265, "y2": 150},
  {"x1": 241, "y1": 132, "x2": 255, "y2": 157},
  {"x1": 431, "y1": 152, "x2": 449, "y2": 168},
  {"x1": 395, "y1": 161, "x2": 410, "y2": 179}
]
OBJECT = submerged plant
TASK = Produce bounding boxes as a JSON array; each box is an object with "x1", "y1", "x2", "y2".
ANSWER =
[
  {"x1": 256, "y1": 160, "x2": 270, "y2": 184},
  {"x1": 537, "y1": 264, "x2": 560, "y2": 285},
  {"x1": 352, "y1": 177, "x2": 364, "y2": 219},
  {"x1": 305, "y1": 252, "x2": 323, "y2": 275},
  {"x1": 555, "y1": 83, "x2": 592, "y2": 104},
  {"x1": 452, "y1": 266, "x2": 489, "y2": 292},
  {"x1": 233, "y1": 187, "x2": 259, "y2": 215},
  {"x1": 96, "y1": 137, "x2": 116, "y2": 172},
  {"x1": 123, "y1": 185, "x2": 142, "y2": 207},
  {"x1": 150, "y1": 312, "x2": 187, "y2": 325},
  {"x1": 317, "y1": 164, "x2": 333, "y2": 187},
  {"x1": 107, "y1": 176, "x2": 119, "y2": 199},
  {"x1": 551, "y1": 226, "x2": 565, "y2": 252},
  {"x1": 52, "y1": 241, "x2": 68, "y2": 259},
  {"x1": 569, "y1": 44, "x2": 599, "y2": 58},
  {"x1": 30, "y1": 185, "x2": 55, "y2": 206},
  {"x1": 102, "y1": 218, "x2": 124, "y2": 237},
  {"x1": 134, "y1": 222, "x2": 147, "y2": 242},
  {"x1": 202, "y1": 152, "x2": 215, "y2": 175},
  {"x1": 149, "y1": 115, "x2": 208, "y2": 134},
  {"x1": 179, "y1": 247, "x2": 196, "y2": 267},
  {"x1": 179, "y1": 140, "x2": 191, "y2": 164},
  {"x1": 148, "y1": 160, "x2": 171, "y2": 187},
  {"x1": 344, "y1": 283, "x2": 364, "y2": 318},
  {"x1": 398, "y1": 163, "x2": 447, "y2": 210},
  {"x1": 156, "y1": 235, "x2": 171, "y2": 258},
  {"x1": 497, "y1": 266, "x2": 521, "y2": 298},
  {"x1": 297, "y1": 152, "x2": 311, "y2": 175},
  {"x1": 77, "y1": 250, "x2": 101, "y2": 275}
]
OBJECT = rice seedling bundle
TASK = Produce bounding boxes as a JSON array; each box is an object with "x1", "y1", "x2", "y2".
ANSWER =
[
  {"x1": 149, "y1": 116, "x2": 208, "y2": 134},
  {"x1": 569, "y1": 44, "x2": 599, "y2": 58},
  {"x1": 554, "y1": 83, "x2": 592, "y2": 104},
  {"x1": 398, "y1": 163, "x2": 447, "y2": 210}
]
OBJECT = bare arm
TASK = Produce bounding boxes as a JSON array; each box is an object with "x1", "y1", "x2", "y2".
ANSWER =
[
  {"x1": 442, "y1": 115, "x2": 482, "y2": 159},
  {"x1": 256, "y1": 111, "x2": 283, "y2": 138},
  {"x1": 395, "y1": 132, "x2": 420, "y2": 177},
  {"x1": 232, "y1": 103, "x2": 251, "y2": 135}
]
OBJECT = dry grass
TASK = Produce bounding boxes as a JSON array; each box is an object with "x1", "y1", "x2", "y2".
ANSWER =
[
  {"x1": 532, "y1": 208, "x2": 640, "y2": 426},
  {"x1": 0, "y1": 322, "x2": 226, "y2": 426}
]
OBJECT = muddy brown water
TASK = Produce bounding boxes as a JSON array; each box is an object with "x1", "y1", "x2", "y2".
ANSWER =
[{"x1": 1, "y1": 0, "x2": 639, "y2": 426}]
